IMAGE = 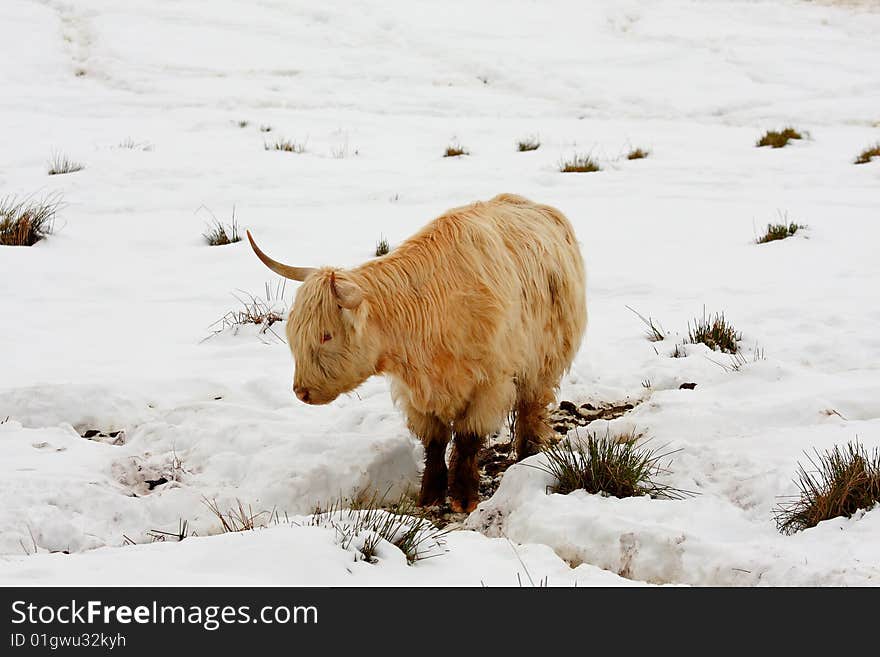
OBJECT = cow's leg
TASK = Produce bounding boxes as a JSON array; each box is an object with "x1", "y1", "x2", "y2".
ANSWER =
[
  {"x1": 514, "y1": 385, "x2": 556, "y2": 461},
  {"x1": 449, "y1": 379, "x2": 515, "y2": 513},
  {"x1": 406, "y1": 410, "x2": 451, "y2": 507},
  {"x1": 448, "y1": 432, "x2": 484, "y2": 513}
]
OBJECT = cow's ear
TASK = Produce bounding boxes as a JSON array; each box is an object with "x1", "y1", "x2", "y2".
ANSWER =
[{"x1": 330, "y1": 273, "x2": 363, "y2": 310}]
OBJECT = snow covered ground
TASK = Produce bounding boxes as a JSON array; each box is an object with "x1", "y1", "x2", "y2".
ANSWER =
[{"x1": 1, "y1": 0, "x2": 879, "y2": 586}]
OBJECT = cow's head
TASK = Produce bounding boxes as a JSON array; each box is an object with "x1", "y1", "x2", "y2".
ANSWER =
[{"x1": 247, "y1": 231, "x2": 382, "y2": 405}]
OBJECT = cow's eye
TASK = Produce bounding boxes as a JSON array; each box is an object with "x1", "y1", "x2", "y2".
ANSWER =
[{"x1": 321, "y1": 332, "x2": 332, "y2": 344}]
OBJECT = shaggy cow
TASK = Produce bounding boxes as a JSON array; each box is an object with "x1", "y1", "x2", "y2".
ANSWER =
[{"x1": 247, "y1": 193, "x2": 587, "y2": 512}]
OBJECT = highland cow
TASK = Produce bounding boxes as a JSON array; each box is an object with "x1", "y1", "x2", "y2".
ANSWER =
[{"x1": 247, "y1": 193, "x2": 587, "y2": 512}]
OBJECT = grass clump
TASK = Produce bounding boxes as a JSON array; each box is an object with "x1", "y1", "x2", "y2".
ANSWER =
[
  {"x1": 757, "y1": 216, "x2": 805, "y2": 244},
  {"x1": 517, "y1": 136, "x2": 541, "y2": 152},
  {"x1": 443, "y1": 142, "x2": 469, "y2": 157},
  {"x1": 560, "y1": 153, "x2": 601, "y2": 173},
  {"x1": 265, "y1": 138, "x2": 306, "y2": 153},
  {"x1": 687, "y1": 309, "x2": 741, "y2": 354},
  {"x1": 308, "y1": 493, "x2": 448, "y2": 564},
  {"x1": 203, "y1": 498, "x2": 270, "y2": 533},
  {"x1": 47, "y1": 153, "x2": 85, "y2": 175},
  {"x1": 201, "y1": 206, "x2": 242, "y2": 246},
  {"x1": 626, "y1": 147, "x2": 650, "y2": 160},
  {"x1": 375, "y1": 235, "x2": 390, "y2": 256},
  {"x1": 0, "y1": 194, "x2": 60, "y2": 246},
  {"x1": 756, "y1": 127, "x2": 803, "y2": 149},
  {"x1": 204, "y1": 222, "x2": 241, "y2": 246},
  {"x1": 205, "y1": 280, "x2": 288, "y2": 342},
  {"x1": 535, "y1": 430, "x2": 688, "y2": 500},
  {"x1": 854, "y1": 144, "x2": 880, "y2": 165},
  {"x1": 774, "y1": 441, "x2": 880, "y2": 535}
]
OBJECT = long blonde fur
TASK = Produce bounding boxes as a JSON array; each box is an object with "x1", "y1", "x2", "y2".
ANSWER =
[{"x1": 284, "y1": 193, "x2": 587, "y2": 451}]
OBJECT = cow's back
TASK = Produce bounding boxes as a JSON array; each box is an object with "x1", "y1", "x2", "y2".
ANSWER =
[
  {"x1": 364, "y1": 194, "x2": 586, "y2": 420},
  {"x1": 439, "y1": 194, "x2": 587, "y2": 388}
]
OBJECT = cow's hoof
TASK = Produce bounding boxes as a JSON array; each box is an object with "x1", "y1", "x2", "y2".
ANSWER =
[{"x1": 449, "y1": 497, "x2": 478, "y2": 514}]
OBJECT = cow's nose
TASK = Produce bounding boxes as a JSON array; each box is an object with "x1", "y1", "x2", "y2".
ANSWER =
[{"x1": 294, "y1": 386, "x2": 311, "y2": 403}]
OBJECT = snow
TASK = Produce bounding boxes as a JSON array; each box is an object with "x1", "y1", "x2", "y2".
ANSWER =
[
  {"x1": 1, "y1": 0, "x2": 879, "y2": 586},
  {"x1": 0, "y1": 521, "x2": 639, "y2": 587}
]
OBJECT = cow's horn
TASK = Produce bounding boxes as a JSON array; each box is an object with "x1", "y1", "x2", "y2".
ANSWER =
[{"x1": 246, "y1": 231, "x2": 317, "y2": 281}]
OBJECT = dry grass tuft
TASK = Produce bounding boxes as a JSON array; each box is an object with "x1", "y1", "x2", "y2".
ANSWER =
[
  {"x1": 854, "y1": 143, "x2": 880, "y2": 165},
  {"x1": 687, "y1": 309, "x2": 741, "y2": 354},
  {"x1": 201, "y1": 205, "x2": 242, "y2": 246},
  {"x1": 47, "y1": 153, "x2": 85, "y2": 175},
  {"x1": 517, "y1": 136, "x2": 541, "y2": 152},
  {"x1": 203, "y1": 497, "x2": 271, "y2": 533},
  {"x1": 534, "y1": 429, "x2": 690, "y2": 500},
  {"x1": 265, "y1": 138, "x2": 306, "y2": 153},
  {"x1": 0, "y1": 194, "x2": 61, "y2": 246},
  {"x1": 757, "y1": 215, "x2": 805, "y2": 244},
  {"x1": 205, "y1": 280, "x2": 289, "y2": 342},
  {"x1": 774, "y1": 441, "x2": 880, "y2": 535},
  {"x1": 443, "y1": 142, "x2": 469, "y2": 157},
  {"x1": 626, "y1": 147, "x2": 650, "y2": 160},
  {"x1": 756, "y1": 127, "x2": 803, "y2": 148},
  {"x1": 375, "y1": 235, "x2": 390, "y2": 256},
  {"x1": 559, "y1": 153, "x2": 601, "y2": 173}
]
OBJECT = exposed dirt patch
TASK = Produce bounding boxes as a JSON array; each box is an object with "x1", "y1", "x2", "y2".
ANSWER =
[
  {"x1": 80, "y1": 429, "x2": 126, "y2": 445},
  {"x1": 145, "y1": 476, "x2": 169, "y2": 490},
  {"x1": 480, "y1": 441, "x2": 516, "y2": 497},
  {"x1": 550, "y1": 400, "x2": 639, "y2": 434}
]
